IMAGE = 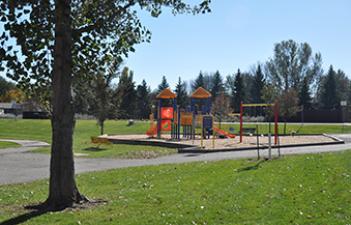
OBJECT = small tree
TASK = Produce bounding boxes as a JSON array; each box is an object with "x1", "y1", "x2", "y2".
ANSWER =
[
  {"x1": 279, "y1": 89, "x2": 299, "y2": 134},
  {"x1": 251, "y1": 65, "x2": 265, "y2": 103},
  {"x1": 93, "y1": 75, "x2": 113, "y2": 135},
  {"x1": 210, "y1": 71, "x2": 224, "y2": 101},
  {"x1": 174, "y1": 77, "x2": 188, "y2": 108},
  {"x1": 192, "y1": 71, "x2": 205, "y2": 91},
  {"x1": 157, "y1": 76, "x2": 170, "y2": 93},
  {"x1": 335, "y1": 69, "x2": 350, "y2": 105},
  {"x1": 299, "y1": 77, "x2": 312, "y2": 109},
  {"x1": 115, "y1": 67, "x2": 137, "y2": 119},
  {"x1": 93, "y1": 58, "x2": 119, "y2": 135},
  {"x1": 232, "y1": 69, "x2": 244, "y2": 112},
  {"x1": 212, "y1": 91, "x2": 231, "y2": 124},
  {"x1": 135, "y1": 80, "x2": 151, "y2": 119},
  {"x1": 320, "y1": 66, "x2": 339, "y2": 109}
]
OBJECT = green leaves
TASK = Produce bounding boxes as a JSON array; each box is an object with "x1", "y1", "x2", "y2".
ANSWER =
[{"x1": 0, "y1": 0, "x2": 211, "y2": 105}]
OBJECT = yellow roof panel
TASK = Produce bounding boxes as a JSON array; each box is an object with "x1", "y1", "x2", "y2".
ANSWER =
[
  {"x1": 156, "y1": 88, "x2": 177, "y2": 99},
  {"x1": 191, "y1": 87, "x2": 211, "y2": 99}
]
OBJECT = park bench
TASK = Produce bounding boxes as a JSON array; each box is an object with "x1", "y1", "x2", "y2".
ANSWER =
[
  {"x1": 91, "y1": 136, "x2": 111, "y2": 147},
  {"x1": 242, "y1": 128, "x2": 256, "y2": 135}
]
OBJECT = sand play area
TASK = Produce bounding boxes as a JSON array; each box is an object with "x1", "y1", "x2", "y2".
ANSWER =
[{"x1": 102, "y1": 134, "x2": 341, "y2": 150}]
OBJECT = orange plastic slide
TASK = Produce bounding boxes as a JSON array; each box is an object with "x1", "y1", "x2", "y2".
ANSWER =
[
  {"x1": 146, "y1": 125, "x2": 157, "y2": 137},
  {"x1": 213, "y1": 127, "x2": 236, "y2": 138}
]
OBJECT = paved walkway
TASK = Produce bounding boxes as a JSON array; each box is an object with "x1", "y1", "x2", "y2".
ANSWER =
[{"x1": 1, "y1": 136, "x2": 351, "y2": 185}]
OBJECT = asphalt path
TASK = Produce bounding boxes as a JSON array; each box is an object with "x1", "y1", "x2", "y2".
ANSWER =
[{"x1": 1, "y1": 136, "x2": 351, "y2": 185}]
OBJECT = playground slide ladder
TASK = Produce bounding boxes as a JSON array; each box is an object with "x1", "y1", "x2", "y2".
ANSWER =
[{"x1": 213, "y1": 127, "x2": 236, "y2": 139}]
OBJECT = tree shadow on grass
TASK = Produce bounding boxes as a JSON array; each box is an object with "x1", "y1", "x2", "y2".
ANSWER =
[
  {"x1": 236, "y1": 159, "x2": 268, "y2": 172},
  {"x1": 1, "y1": 200, "x2": 107, "y2": 225},
  {"x1": 83, "y1": 147, "x2": 107, "y2": 151},
  {"x1": 0, "y1": 208, "x2": 48, "y2": 225},
  {"x1": 184, "y1": 153, "x2": 201, "y2": 157}
]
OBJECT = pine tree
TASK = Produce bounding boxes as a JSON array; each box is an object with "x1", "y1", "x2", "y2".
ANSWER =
[
  {"x1": 192, "y1": 71, "x2": 205, "y2": 91},
  {"x1": 174, "y1": 77, "x2": 188, "y2": 108},
  {"x1": 115, "y1": 67, "x2": 137, "y2": 119},
  {"x1": 251, "y1": 65, "x2": 265, "y2": 103},
  {"x1": 335, "y1": 69, "x2": 351, "y2": 103},
  {"x1": 135, "y1": 80, "x2": 151, "y2": 119},
  {"x1": 210, "y1": 71, "x2": 224, "y2": 100},
  {"x1": 320, "y1": 66, "x2": 339, "y2": 109},
  {"x1": 232, "y1": 69, "x2": 244, "y2": 111},
  {"x1": 157, "y1": 76, "x2": 169, "y2": 93},
  {"x1": 299, "y1": 77, "x2": 312, "y2": 109}
]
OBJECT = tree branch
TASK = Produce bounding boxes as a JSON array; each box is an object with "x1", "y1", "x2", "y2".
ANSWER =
[{"x1": 72, "y1": 1, "x2": 135, "y2": 38}]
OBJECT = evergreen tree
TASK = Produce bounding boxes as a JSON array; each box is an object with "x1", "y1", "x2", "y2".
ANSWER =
[
  {"x1": 135, "y1": 80, "x2": 151, "y2": 120},
  {"x1": 251, "y1": 65, "x2": 265, "y2": 103},
  {"x1": 115, "y1": 67, "x2": 137, "y2": 119},
  {"x1": 157, "y1": 76, "x2": 169, "y2": 93},
  {"x1": 320, "y1": 66, "x2": 339, "y2": 109},
  {"x1": 241, "y1": 72, "x2": 254, "y2": 103},
  {"x1": 335, "y1": 69, "x2": 350, "y2": 103},
  {"x1": 174, "y1": 77, "x2": 188, "y2": 108},
  {"x1": 299, "y1": 77, "x2": 312, "y2": 109},
  {"x1": 232, "y1": 69, "x2": 244, "y2": 111},
  {"x1": 210, "y1": 71, "x2": 224, "y2": 100},
  {"x1": 192, "y1": 71, "x2": 205, "y2": 91}
]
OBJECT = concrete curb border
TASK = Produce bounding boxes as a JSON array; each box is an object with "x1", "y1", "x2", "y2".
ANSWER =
[
  {"x1": 107, "y1": 138, "x2": 195, "y2": 149},
  {"x1": 105, "y1": 134, "x2": 345, "y2": 154},
  {"x1": 178, "y1": 135, "x2": 345, "y2": 154}
]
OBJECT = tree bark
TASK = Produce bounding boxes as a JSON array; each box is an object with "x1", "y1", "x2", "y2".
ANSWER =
[
  {"x1": 46, "y1": 0, "x2": 84, "y2": 209},
  {"x1": 100, "y1": 120, "x2": 104, "y2": 135}
]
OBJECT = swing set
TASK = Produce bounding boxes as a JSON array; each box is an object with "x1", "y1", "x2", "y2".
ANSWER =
[{"x1": 239, "y1": 102, "x2": 279, "y2": 145}]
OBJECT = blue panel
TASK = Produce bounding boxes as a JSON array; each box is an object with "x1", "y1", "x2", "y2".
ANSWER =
[{"x1": 203, "y1": 116, "x2": 213, "y2": 129}]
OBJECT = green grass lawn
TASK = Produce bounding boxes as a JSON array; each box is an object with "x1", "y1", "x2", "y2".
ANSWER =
[
  {"x1": 0, "y1": 119, "x2": 350, "y2": 158},
  {"x1": 33, "y1": 144, "x2": 176, "y2": 159},
  {"x1": 0, "y1": 119, "x2": 173, "y2": 158},
  {"x1": 1, "y1": 150, "x2": 350, "y2": 224},
  {"x1": 0, "y1": 141, "x2": 20, "y2": 149}
]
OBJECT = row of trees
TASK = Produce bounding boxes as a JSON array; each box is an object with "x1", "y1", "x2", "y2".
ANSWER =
[
  {"x1": 75, "y1": 40, "x2": 349, "y2": 130},
  {"x1": 3, "y1": 40, "x2": 349, "y2": 130}
]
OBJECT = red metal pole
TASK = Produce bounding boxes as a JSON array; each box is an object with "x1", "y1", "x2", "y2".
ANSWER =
[
  {"x1": 240, "y1": 102, "x2": 243, "y2": 143},
  {"x1": 274, "y1": 102, "x2": 279, "y2": 145}
]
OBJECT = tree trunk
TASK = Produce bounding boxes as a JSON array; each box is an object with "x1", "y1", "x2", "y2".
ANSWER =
[
  {"x1": 46, "y1": 0, "x2": 84, "y2": 209},
  {"x1": 100, "y1": 120, "x2": 104, "y2": 135}
]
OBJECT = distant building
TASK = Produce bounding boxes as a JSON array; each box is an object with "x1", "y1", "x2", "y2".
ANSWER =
[
  {"x1": 0, "y1": 101, "x2": 22, "y2": 116},
  {"x1": 0, "y1": 100, "x2": 49, "y2": 119}
]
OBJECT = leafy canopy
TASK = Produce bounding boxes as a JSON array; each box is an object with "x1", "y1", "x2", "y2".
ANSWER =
[{"x1": 0, "y1": 0, "x2": 211, "y2": 100}]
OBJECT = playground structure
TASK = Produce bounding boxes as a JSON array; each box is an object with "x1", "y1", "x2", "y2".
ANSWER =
[
  {"x1": 146, "y1": 87, "x2": 236, "y2": 145},
  {"x1": 102, "y1": 86, "x2": 344, "y2": 154},
  {"x1": 100, "y1": 86, "x2": 344, "y2": 155},
  {"x1": 142, "y1": 87, "x2": 346, "y2": 158}
]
